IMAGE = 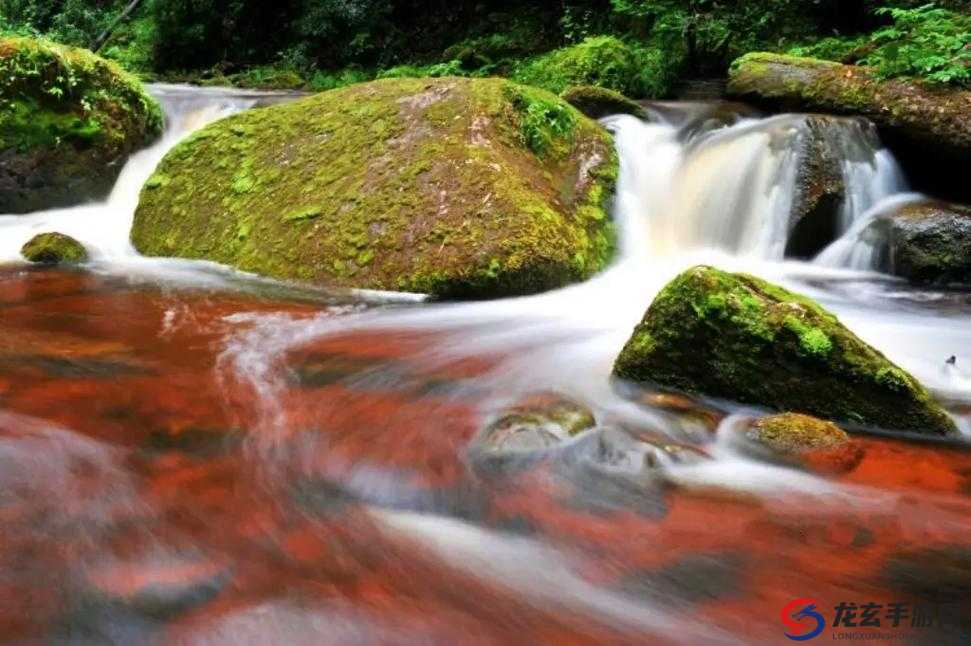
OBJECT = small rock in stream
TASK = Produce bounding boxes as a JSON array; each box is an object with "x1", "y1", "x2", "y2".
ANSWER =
[
  {"x1": 476, "y1": 392, "x2": 597, "y2": 454},
  {"x1": 742, "y1": 412, "x2": 864, "y2": 474},
  {"x1": 20, "y1": 232, "x2": 88, "y2": 265}
]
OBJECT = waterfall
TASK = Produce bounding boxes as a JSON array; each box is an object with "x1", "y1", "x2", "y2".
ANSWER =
[{"x1": 616, "y1": 108, "x2": 906, "y2": 261}]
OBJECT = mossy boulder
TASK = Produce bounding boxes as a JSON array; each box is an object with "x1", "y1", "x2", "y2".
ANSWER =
[
  {"x1": 613, "y1": 266, "x2": 956, "y2": 436},
  {"x1": 561, "y1": 86, "x2": 647, "y2": 120},
  {"x1": 727, "y1": 52, "x2": 971, "y2": 200},
  {"x1": 745, "y1": 413, "x2": 864, "y2": 473},
  {"x1": 0, "y1": 37, "x2": 163, "y2": 214},
  {"x1": 132, "y1": 77, "x2": 617, "y2": 298},
  {"x1": 20, "y1": 232, "x2": 88, "y2": 264},
  {"x1": 884, "y1": 200, "x2": 971, "y2": 285}
]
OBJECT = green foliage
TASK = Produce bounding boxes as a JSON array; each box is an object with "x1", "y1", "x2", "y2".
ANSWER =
[
  {"x1": 788, "y1": 36, "x2": 870, "y2": 63},
  {"x1": 0, "y1": 0, "x2": 123, "y2": 47},
  {"x1": 225, "y1": 66, "x2": 306, "y2": 90},
  {"x1": 4, "y1": 1, "x2": 968, "y2": 95},
  {"x1": 306, "y1": 67, "x2": 371, "y2": 92},
  {"x1": 863, "y1": 4, "x2": 970, "y2": 85},
  {"x1": 607, "y1": 0, "x2": 848, "y2": 74},
  {"x1": 378, "y1": 59, "x2": 464, "y2": 80},
  {"x1": 0, "y1": 36, "x2": 162, "y2": 151},
  {"x1": 100, "y1": 15, "x2": 157, "y2": 73},
  {"x1": 512, "y1": 36, "x2": 680, "y2": 99}
]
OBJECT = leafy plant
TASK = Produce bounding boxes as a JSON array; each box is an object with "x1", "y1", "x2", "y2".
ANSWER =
[
  {"x1": 378, "y1": 59, "x2": 464, "y2": 80},
  {"x1": 509, "y1": 89, "x2": 576, "y2": 156},
  {"x1": 862, "y1": 4, "x2": 970, "y2": 85},
  {"x1": 788, "y1": 36, "x2": 869, "y2": 63}
]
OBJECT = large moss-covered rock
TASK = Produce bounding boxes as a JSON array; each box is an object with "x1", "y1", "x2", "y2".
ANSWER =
[
  {"x1": 20, "y1": 232, "x2": 88, "y2": 264},
  {"x1": 132, "y1": 77, "x2": 617, "y2": 298},
  {"x1": 884, "y1": 200, "x2": 971, "y2": 285},
  {"x1": 0, "y1": 37, "x2": 163, "y2": 214},
  {"x1": 613, "y1": 266, "x2": 956, "y2": 436},
  {"x1": 727, "y1": 53, "x2": 971, "y2": 200}
]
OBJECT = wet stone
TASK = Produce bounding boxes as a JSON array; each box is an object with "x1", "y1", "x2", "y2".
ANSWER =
[
  {"x1": 555, "y1": 434, "x2": 670, "y2": 519},
  {"x1": 477, "y1": 392, "x2": 597, "y2": 453},
  {"x1": 743, "y1": 413, "x2": 865, "y2": 474},
  {"x1": 578, "y1": 426, "x2": 709, "y2": 474},
  {"x1": 628, "y1": 388, "x2": 725, "y2": 437}
]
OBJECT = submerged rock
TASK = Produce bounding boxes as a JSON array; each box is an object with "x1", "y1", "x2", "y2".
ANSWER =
[
  {"x1": 0, "y1": 37, "x2": 163, "y2": 214},
  {"x1": 727, "y1": 53, "x2": 971, "y2": 200},
  {"x1": 561, "y1": 86, "x2": 647, "y2": 120},
  {"x1": 745, "y1": 413, "x2": 864, "y2": 473},
  {"x1": 884, "y1": 200, "x2": 971, "y2": 285},
  {"x1": 132, "y1": 77, "x2": 617, "y2": 299},
  {"x1": 613, "y1": 266, "x2": 956, "y2": 436},
  {"x1": 478, "y1": 392, "x2": 597, "y2": 454},
  {"x1": 20, "y1": 232, "x2": 88, "y2": 264}
]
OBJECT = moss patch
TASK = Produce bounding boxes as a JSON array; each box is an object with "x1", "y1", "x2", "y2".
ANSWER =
[
  {"x1": 132, "y1": 77, "x2": 617, "y2": 299},
  {"x1": 748, "y1": 413, "x2": 849, "y2": 453},
  {"x1": 747, "y1": 412, "x2": 864, "y2": 473},
  {"x1": 613, "y1": 266, "x2": 956, "y2": 436}
]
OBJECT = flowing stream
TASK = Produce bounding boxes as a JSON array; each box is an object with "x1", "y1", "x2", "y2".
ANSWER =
[{"x1": 1, "y1": 86, "x2": 969, "y2": 643}]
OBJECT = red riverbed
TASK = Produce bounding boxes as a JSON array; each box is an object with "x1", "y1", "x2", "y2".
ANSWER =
[{"x1": 1, "y1": 267, "x2": 968, "y2": 644}]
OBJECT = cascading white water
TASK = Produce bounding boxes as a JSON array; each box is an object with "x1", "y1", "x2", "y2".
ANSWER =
[
  {"x1": 638, "y1": 110, "x2": 905, "y2": 259},
  {"x1": 2, "y1": 88, "x2": 968, "y2": 429},
  {"x1": 217, "y1": 111, "x2": 971, "y2": 450}
]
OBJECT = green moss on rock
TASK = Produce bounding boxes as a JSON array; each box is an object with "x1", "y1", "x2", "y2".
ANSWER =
[
  {"x1": 132, "y1": 77, "x2": 617, "y2": 299},
  {"x1": 748, "y1": 413, "x2": 850, "y2": 454},
  {"x1": 613, "y1": 266, "x2": 956, "y2": 436},
  {"x1": 0, "y1": 37, "x2": 163, "y2": 214},
  {"x1": 746, "y1": 412, "x2": 864, "y2": 473},
  {"x1": 20, "y1": 232, "x2": 88, "y2": 264},
  {"x1": 560, "y1": 86, "x2": 647, "y2": 120}
]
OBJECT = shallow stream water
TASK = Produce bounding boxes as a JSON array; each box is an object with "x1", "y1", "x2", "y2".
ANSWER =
[{"x1": 0, "y1": 86, "x2": 969, "y2": 644}]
